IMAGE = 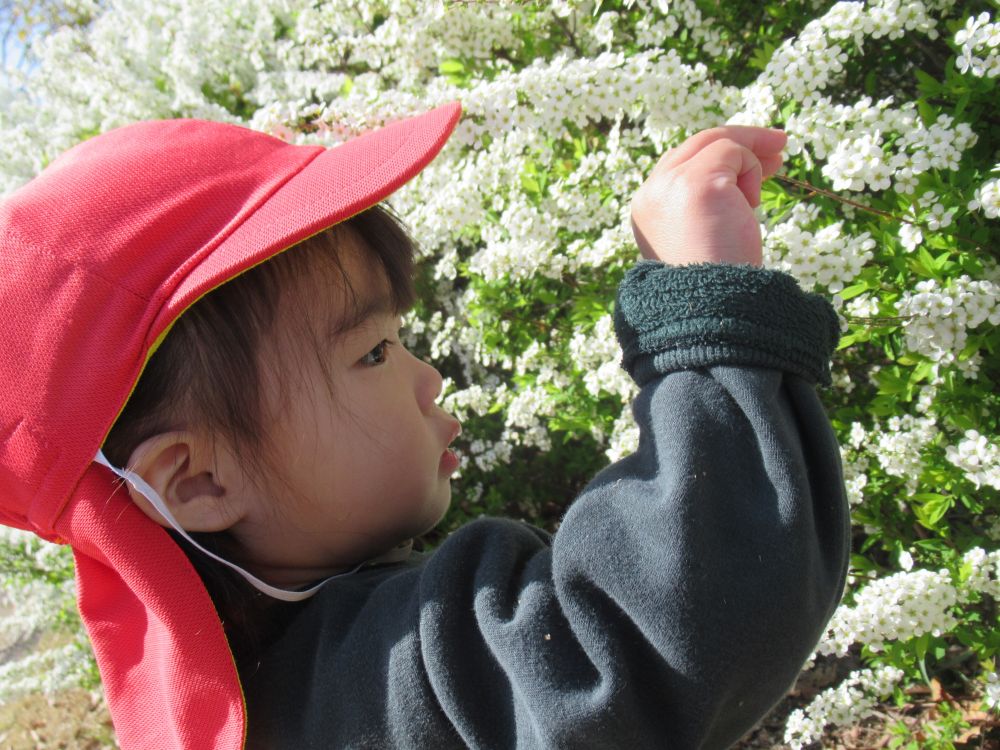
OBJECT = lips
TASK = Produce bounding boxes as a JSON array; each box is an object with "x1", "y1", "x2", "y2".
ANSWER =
[
  {"x1": 439, "y1": 447, "x2": 460, "y2": 474},
  {"x1": 438, "y1": 420, "x2": 462, "y2": 476}
]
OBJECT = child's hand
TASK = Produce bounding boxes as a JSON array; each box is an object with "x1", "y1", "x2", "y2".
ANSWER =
[{"x1": 630, "y1": 127, "x2": 787, "y2": 267}]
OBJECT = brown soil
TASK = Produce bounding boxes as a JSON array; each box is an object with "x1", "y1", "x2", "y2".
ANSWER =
[
  {"x1": 0, "y1": 689, "x2": 115, "y2": 749},
  {"x1": 0, "y1": 658, "x2": 997, "y2": 749}
]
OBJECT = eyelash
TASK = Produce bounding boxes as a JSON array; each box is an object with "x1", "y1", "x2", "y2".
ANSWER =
[{"x1": 360, "y1": 339, "x2": 395, "y2": 367}]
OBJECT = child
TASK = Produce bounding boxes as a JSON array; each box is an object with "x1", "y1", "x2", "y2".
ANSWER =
[{"x1": 0, "y1": 102, "x2": 849, "y2": 749}]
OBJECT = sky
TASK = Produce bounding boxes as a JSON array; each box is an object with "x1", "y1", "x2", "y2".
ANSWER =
[
  {"x1": 1, "y1": 10, "x2": 36, "y2": 92},
  {"x1": 2, "y1": 7, "x2": 25, "y2": 66}
]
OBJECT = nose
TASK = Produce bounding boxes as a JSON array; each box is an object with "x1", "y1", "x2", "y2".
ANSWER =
[{"x1": 411, "y1": 350, "x2": 444, "y2": 413}]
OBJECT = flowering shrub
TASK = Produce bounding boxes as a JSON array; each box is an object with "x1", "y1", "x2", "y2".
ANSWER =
[{"x1": 2, "y1": 0, "x2": 998, "y2": 745}]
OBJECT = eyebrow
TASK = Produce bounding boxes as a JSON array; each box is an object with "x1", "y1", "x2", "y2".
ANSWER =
[{"x1": 328, "y1": 290, "x2": 398, "y2": 339}]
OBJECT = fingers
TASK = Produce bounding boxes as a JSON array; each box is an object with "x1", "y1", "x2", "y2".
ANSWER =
[
  {"x1": 736, "y1": 158, "x2": 764, "y2": 208},
  {"x1": 683, "y1": 138, "x2": 766, "y2": 208},
  {"x1": 628, "y1": 126, "x2": 787, "y2": 267},
  {"x1": 654, "y1": 128, "x2": 786, "y2": 209},
  {"x1": 655, "y1": 126, "x2": 787, "y2": 175},
  {"x1": 759, "y1": 151, "x2": 784, "y2": 179}
]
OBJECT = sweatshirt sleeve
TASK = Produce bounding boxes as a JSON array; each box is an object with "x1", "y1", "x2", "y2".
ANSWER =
[{"x1": 241, "y1": 261, "x2": 852, "y2": 750}]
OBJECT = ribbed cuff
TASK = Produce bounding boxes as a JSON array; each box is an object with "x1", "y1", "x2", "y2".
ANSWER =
[{"x1": 613, "y1": 261, "x2": 840, "y2": 387}]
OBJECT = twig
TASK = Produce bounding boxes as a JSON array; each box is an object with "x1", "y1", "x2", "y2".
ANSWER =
[
  {"x1": 550, "y1": 11, "x2": 583, "y2": 56},
  {"x1": 775, "y1": 173, "x2": 914, "y2": 223},
  {"x1": 842, "y1": 314, "x2": 919, "y2": 325},
  {"x1": 773, "y1": 173, "x2": 987, "y2": 253}
]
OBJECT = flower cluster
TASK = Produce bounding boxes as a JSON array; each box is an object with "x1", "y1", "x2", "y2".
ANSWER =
[
  {"x1": 955, "y1": 11, "x2": 1000, "y2": 78},
  {"x1": 503, "y1": 386, "x2": 556, "y2": 450},
  {"x1": 605, "y1": 404, "x2": 641, "y2": 463},
  {"x1": 819, "y1": 567, "x2": 960, "y2": 655},
  {"x1": 800, "y1": 546, "x2": 1000, "y2": 737},
  {"x1": 567, "y1": 315, "x2": 636, "y2": 403},
  {"x1": 465, "y1": 437, "x2": 514, "y2": 474},
  {"x1": 961, "y1": 547, "x2": 1000, "y2": 600},
  {"x1": 945, "y1": 430, "x2": 1000, "y2": 491},
  {"x1": 0, "y1": 580, "x2": 69, "y2": 663},
  {"x1": 0, "y1": 637, "x2": 95, "y2": 702},
  {"x1": 787, "y1": 98, "x2": 978, "y2": 195},
  {"x1": 760, "y1": 0, "x2": 945, "y2": 109},
  {"x1": 896, "y1": 275, "x2": 1000, "y2": 371},
  {"x1": 895, "y1": 189, "x2": 960, "y2": 250},
  {"x1": 863, "y1": 414, "x2": 939, "y2": 493},
  {"x1": 0, "y1": 527, "x2": 90, "y2": 703},
  {"x1": 784, "y1": 666, "x2": 904, "y2": 749},
  {"x1": 969, "y1": 172, "x2": 1000, "y2": 219},
  {"x1": 440, "y1": 379, "x2": 503, "y2": 423},
  {"x1": 839, "y1": 442, "x2": 871, "y2": 508},
  {"x1": 985, "y1": 670, "x2": 1000, "y2": 711},
  {"x1": 762, "y1": 203, "x2": 876, "y2": 293}
]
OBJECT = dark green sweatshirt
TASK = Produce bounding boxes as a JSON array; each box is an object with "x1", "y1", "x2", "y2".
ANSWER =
[{"x1": 239, "y1": 261, "x2": 850, "y2": 749}]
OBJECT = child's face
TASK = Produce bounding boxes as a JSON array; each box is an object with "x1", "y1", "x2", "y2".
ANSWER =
[{"x1": 232, "y1": 237, "x2": 461, "y2": 586}]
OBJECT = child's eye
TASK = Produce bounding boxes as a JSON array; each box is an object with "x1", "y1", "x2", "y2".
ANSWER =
[{"x1": 360, "y1": 339, "x2": 394, "y2": 367}]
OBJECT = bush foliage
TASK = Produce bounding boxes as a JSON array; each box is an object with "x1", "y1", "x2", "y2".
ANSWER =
[{"x1": 1, "y1": 0, "x2": 998, "y2": 745}]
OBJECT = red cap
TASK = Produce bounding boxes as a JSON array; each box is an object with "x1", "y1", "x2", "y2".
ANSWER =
[{"x1": 0, "y1": 102, "x2": 462, "y2": 749}]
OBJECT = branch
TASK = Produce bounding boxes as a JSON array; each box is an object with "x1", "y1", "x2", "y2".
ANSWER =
[{"x1": 773, "y1": 173, "x2": 987, "y2": 254}]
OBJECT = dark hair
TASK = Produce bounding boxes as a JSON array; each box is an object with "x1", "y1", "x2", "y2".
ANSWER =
[{"x1": 102, "y1": 202, "x2": 418, "y2": 667}]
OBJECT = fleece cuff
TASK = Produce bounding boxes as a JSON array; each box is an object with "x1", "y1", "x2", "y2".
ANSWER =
[{"x1": 613, "y1": 261, "x2": 840, "y2": 387}]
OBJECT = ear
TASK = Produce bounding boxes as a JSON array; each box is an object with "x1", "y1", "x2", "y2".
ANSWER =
[{"x1": 124, "y1": 432, "x2": 248, "y2": 533}]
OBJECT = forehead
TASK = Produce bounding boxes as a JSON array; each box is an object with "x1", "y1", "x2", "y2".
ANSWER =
[
  {"x1": 340, "y1": 233, "x2": 397, "y2": 327},
  {"x1": 296, "y1": 225, "x2": 396, "y2": 339}
]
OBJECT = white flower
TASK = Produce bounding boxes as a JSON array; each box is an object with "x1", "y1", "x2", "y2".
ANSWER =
[
  {"x1": 945, "y1": 430, "x2": 1000, "y2": 490},
  {"x1": 896, "y1": 276, "x2": 1000, "y2": 370},
  {"x1": 605, "y1": 403, "x2": 640, "y2": 462},
  {"x1": 984, "y1": 670, "x2": 1000, "y2": 711},
  {"x1": 591, "y1": 12, "x2": 617, "y2": 50},
  {"x1": 762, "y1": 204, "x2": 875, "y2": 293},
  {"x1": 818, "y1": 567, "x2": 960, "y2": 655},
  {"x1": 955, "y1": 12, "x2": 1000, "y2": 79},
  {"x1": 961, "y1": 547, "x2": 1000, "y2": 599},
  {"x1": 969, "y1": 174, "x2": 1000, "y2": 219},
  {"x1": 899, "y1": 223, "x2": 923, "y2": 251},
  {"x1": 784, "y1": 667, "x2": 904, "y2": 749},
  {"x1": 568, "y1": 315, "x2": 637, "y2": 403},
  {"x1": 899, "y1": 550, "x2": 914, "y2": 571},
  {"x1": 865, "y1": 414, "x2": 938, "y2": 492}
]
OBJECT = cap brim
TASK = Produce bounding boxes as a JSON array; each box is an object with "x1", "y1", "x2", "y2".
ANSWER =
[{"x1": 152, "y1": 101, "x2": 462, "y2": 340}]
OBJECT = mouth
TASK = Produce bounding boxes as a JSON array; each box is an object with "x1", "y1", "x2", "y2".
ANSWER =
[
  {"x1": 440, "y1": 420, "x2": 462, "y2": 474},
  {"x1": 439, "y1": 447, "x2": 460, "y2": 474}
]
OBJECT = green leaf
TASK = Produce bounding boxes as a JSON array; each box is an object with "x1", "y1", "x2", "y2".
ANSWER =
[
  {"x1": 910, "y1": 360, "x2": 935, "y2": 384},
  {"x1": 955, "y1": 92, "x2": 971, "y2": 118},
  {"x1": 839, "y1": 282, "x2": 871, "y2": 301},
  {"x1": 932, "y1": 250, "x2": 953, "y2": 271},
  {"x1": 918, "y1": 246, "x2": 938, "y2": 276},
  {"x1": 917, "y1": 99, "x2": 936, "y2": 126},
  {"x1": 521, "y1": 174, "x2": 541, "y2": 195},
  {"x1": 912, "y1": 493, "x2": 954, "y2": 530},
  {"x1": 914, "y1": 69, "x2": 939, "y2": 96},
  {"x1": 876, "y1": 368, "x2": 908, "y2": 395},
  {"x1": 748, "y1": 42, "x2": 777, "y2": 71},
  {"x1": 439, "y1": 59, "x2": 465, "y2": 75}
]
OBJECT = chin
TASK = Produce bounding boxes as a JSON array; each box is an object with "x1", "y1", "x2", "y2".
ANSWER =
[{"x1": 422, "y1": 502, "x2": 451, "y2": 536}]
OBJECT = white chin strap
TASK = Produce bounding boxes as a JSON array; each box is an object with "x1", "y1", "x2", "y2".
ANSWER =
[{"x1": 94, "y1": 450, "x2": 365, "y2": 602}]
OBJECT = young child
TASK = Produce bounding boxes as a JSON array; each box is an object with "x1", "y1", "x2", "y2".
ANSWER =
[{"x1": 0, "y1": 102, "x2": 849, "y2": 749}]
